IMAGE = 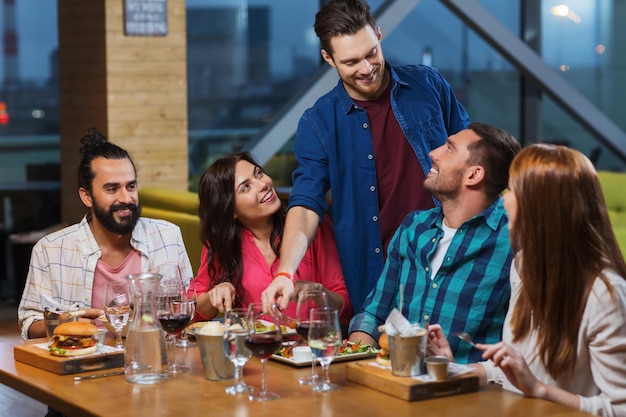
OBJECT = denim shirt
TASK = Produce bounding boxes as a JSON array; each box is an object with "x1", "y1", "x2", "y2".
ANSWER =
[{"x1": 288, "y1": 64, "x2": 470, "y2": 313}]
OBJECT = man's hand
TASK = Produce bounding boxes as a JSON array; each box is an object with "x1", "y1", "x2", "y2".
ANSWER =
[
  {"x1": 348, "y1": 331, "x2": 376, "y2": 347},
  {"x1": 426, "y1": 323, "x2": 454, "y2": 360},
  {"x1": 81, "y1": 308, "x2": 104, "y2": 320}
]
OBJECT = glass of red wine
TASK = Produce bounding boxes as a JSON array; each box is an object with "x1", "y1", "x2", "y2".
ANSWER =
[
  {"x1": 157, "y1": 276, "x2": 191, "y2": 374},
  {"x1": 245, "y1": 302, "x2": 282, "y2": 401},
  {"x1": 295, "y1": 288, "x2": 328, "y2": 385},
  {"x1": 176, "y1": 278, "x2": 198, "y2": 348}
]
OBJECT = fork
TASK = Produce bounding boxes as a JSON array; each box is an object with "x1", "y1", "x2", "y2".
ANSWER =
[
  {"x1": 108, "y1": 293, "x2": 129, "y2": 307},
  {"x1": 453, "y1": 332, "x2": 478, "y2": 348}
]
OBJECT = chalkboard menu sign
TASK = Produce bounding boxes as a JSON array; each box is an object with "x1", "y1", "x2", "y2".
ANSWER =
[{"x1": 124, "y1": 0, "x2": 168, "y2": 36}]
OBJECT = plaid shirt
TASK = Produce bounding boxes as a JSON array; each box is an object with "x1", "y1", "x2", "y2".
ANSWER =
[
  {"x1": 18, "y1": 216, "x2": 193, "y2": 339},
  {"x1": 349, "y1": 198, "x2": 513, "y2": 363}
]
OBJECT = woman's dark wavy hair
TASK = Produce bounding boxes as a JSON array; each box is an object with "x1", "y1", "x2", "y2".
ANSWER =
[
  {"x1": 198, "y1": 152, "x2": 285, "y2": 306},
  {"x1": 77, "y1": 127, "x2": 135, "y2": 192}
]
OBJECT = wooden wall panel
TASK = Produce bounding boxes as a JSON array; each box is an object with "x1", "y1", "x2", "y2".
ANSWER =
[{"x1": 58, "y1": 0, "x2": 188, "y2": 223}]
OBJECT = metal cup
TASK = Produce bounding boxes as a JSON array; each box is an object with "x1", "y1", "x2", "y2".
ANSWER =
[
  {"x1": 196, "y1": 333, "x2": 235, "y2": 380},
  {"x1": 426, "y1": 355, "x2": 450, "y2": 381},
  {"x1": 43, "y1": 310, "x2": 77, "y2": 344},
  {"x1": 388, "y1": 327, "x2": 427, "y2": 377}
]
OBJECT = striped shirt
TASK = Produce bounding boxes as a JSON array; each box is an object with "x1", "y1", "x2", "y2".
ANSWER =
[
  {"x1": 18, "y1": 216, "x2": 193, "y2": 339},
  {"x1": 349, "y1": 198, "x2": 513, "y2": 363}
]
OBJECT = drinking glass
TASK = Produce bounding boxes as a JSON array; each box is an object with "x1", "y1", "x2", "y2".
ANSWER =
[
  {"x1": 176, "y1": 278, "x2": 198, "y2": 348},
  {"x1": 223, "y1": 308, "x2": 253, "y2": 395},
  {"x1": 245, "y1": 302, "x2": 282, "y2": 401},
  {"x1": 103, "y1": 282, "x2": 132, "y2": 348},
  {"x1": 308, "y1": 308, "x2": 342, "y2": 392},
  {"x1": 157, "y1": 276, "x2": 192, "y2": 374},
  {"x1": 295, "y1": 288, "x2": 328, "y2": 385}
]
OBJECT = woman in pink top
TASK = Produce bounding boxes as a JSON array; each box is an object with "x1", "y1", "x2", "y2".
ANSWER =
[{"x1": 191, "y1": 152, "x2": 352, "y2": 325}]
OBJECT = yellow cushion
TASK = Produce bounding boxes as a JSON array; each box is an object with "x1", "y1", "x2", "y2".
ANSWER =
[
  {"x1": 139, "y1": 186, "x2": 198, "y2": 216},
  {"x1": 140, "y1": 206, "x2": 202, "y2": 275}
]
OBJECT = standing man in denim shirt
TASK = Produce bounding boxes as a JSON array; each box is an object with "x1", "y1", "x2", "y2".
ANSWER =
[{"x1": 262, "y1": 0, "x2": 469, "y2": 314}]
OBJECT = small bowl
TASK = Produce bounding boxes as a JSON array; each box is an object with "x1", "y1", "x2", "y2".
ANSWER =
[{"x1": 292, "y1": 345, "x2": 312, "y2": 362}]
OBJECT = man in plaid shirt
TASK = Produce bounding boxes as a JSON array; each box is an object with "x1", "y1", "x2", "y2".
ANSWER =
[{"x1": 349, "y1": 123, "x2": 520, "y2": 364}]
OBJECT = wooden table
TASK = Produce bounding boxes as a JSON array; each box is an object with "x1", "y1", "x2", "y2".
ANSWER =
[{"x1": 0, "y1": 336, "x2": 593, "y2": 417}]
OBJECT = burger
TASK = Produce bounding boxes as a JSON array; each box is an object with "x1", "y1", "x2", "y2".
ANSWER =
[
  {"x1": 376, "y1": 332, "x2": 391, "y2": 367},
  {"x1": 49, "y1": 322, "x2": 99, "y2": 357}
]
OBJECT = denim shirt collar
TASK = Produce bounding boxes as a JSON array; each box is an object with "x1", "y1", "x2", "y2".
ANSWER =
[{"x1": 336, "y1": 63, "x2": 408, "y2": 115}]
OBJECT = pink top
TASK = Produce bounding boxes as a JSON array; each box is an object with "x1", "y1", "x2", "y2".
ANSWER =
[
  {"x1": 91, "y1": 249, "x2": 141, "y2": 310},
  {"x1": 192, "y1": 216, "x2": 353, "y2": 324}
]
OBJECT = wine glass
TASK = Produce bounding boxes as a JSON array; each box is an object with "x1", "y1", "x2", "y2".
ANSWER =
[
  {"x1": 157, "y1": 276, "x2": 192, "y2": 374},
  {"x1": 176, "y1": 278, "x2": 197, "y2": 348},
  {"x1": 295, "y1": 287, "x2": 329, "y2": 385},
  {"x1": 245, "y1": 302, "x2": 282, "y2": 401},
  {"x1": 308, "y1": 308, "x2": 342, "y2": 392},
  {"x1": 223, "y1": 308, "x2": 253, "y2": 395},
  {"x1": 103, "y1": 282, "x2": 132, "y2": 349}
]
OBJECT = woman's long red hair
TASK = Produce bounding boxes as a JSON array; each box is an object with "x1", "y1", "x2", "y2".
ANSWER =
[{"x1": 508, "y1": 144, "x2": 626, "y2": 378}]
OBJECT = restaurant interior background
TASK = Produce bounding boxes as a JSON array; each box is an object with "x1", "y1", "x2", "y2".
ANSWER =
[{"x1": 0, "y1": 0, "x2": 625, "y2": 303}]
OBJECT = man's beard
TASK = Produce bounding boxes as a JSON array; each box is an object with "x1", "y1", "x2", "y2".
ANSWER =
[
  {"x1": 92, "y1": 199, "x2": 141, "y2": 235},
  {"x1": 423, "y1": 168, "x2": 464, "y2": 202}
]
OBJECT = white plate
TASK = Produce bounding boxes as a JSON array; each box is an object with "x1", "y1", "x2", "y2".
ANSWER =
[{"x1": 271, "y1": 344, "x2": 378, "y2": 367}]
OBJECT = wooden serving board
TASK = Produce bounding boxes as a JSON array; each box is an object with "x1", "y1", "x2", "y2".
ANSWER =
[
  {"x1": 14, "y1": 342, "x2": 124, "y2": 375},
  {"x1": 346, "y1": 360, "x2": 479, "y2": 401}
]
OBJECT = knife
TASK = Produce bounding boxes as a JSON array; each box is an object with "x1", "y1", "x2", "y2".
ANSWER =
[{"x1": 74, "y1": 370, "x2": 124, "y2": 381}]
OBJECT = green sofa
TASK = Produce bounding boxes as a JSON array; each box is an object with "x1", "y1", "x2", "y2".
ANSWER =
[
  {"x1": 598, "y1": 171, "x2": 626, "y2": 259},
  {"x1": 139, "y1": 186, "x2": 202, "y2": 274}
]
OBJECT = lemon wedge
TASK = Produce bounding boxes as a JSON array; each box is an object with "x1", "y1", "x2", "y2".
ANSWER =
[{"x1": 308, "y1": 340, "x2": 326, "y2": 350}]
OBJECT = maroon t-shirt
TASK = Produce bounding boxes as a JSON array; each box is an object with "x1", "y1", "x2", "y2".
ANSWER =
[{"x1": 354, "y1": 82, "x2": 434, "y2": 256}]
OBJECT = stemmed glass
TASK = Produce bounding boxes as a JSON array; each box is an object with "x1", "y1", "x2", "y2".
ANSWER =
[
  {"x1": 308, "y1": 308, "x2": 342, "y2": 392},
  {"x1": 295, "y1": 288, "x2": 329, "y2": 385},
  {"x1": 177, "y1": 279, "x2": 198, "y2": 348},
  {"x1": 223, "y1": 308, "x2": 253, "y2": 395},
  {"x1": 157, "y1": 276, "x2": 192, "y2": 374},
  {"x1": 103, "y1": 282, "x2": 132, "y2": 349},
  {"x1": 245, "y1": 302, "x2": 282, "y2": 401}
]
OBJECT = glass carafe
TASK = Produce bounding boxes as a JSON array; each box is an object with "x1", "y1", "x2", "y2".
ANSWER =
[{"x1": 124, "y1": 272, "x2": 168, "y2": 384}]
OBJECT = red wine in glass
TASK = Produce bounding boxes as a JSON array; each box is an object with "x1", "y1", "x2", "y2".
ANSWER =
[
  {"x1": 159, "y1": 313, "x2": 191, "y2": 336},
  {"x1": 245, "y1": 333, "x2": 282, "y2": 359},
  {"x1": 296, "y1": 322, "x2": 310, "y2": 341}
]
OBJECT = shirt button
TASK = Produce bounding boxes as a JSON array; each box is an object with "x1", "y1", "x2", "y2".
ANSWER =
[
  {"x1": 370, "y1": 186, "x2": 375, "y2": 192},
  {"x1": 424, "y1": 314, "x2": 430, "y2": 321},
  {"x1": 372, "y1": 216, "x2": 378, "y2": 222},
  {"x1": 374, "y1": 248, "x2": 381, "y2": 254},
  {"x1": 431, "y1": 237, "x2": 436, "y2": 243},
  {"x1": 445, "y1": 256, "x2": 451, "y2": 262},
  {"x1": 425, "y1": 266, "x2": 430, "y2": 273},
  {"x1": 363, "y1": 123, "x2": 368, "y2": 129},
  {"x1": 432, "y1": 283, "x2": 438, "y2": 289},
  {"x1": 368, "y1": 154, "x2": 374, "y2": 160}
]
